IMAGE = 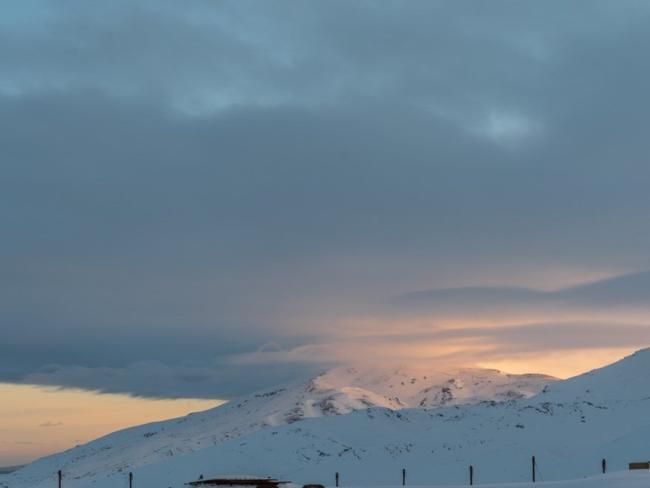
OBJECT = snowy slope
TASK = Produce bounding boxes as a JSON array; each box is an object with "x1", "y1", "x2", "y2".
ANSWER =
[
  {"x1": 538, "y1": 348, "x2": 650, "y2": 405},
  {"x1": 12, "y1": 348, "x2": 650, "y2": 487},
  {"x1": 117, "y1": 389, "x2": 650, "y2": 488},
  {"x1": 29, "y1": 348, "x2": 646, "y2": 488},
  {"x1": 5, "y1": 366, "x2": 553, "y2": 488},
  {"x1": 9, "y1": 349, "x2": 650, "y2": 488}
]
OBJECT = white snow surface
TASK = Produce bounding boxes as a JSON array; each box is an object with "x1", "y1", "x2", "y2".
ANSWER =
[
  {"x1": 6, "y1": 352, "x2": 650, "y2": 488},
  {"x1": 355, "y1": 472, "x2": 650, "y2": 487}
]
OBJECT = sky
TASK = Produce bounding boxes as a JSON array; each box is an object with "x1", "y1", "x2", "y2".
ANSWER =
[
  {"x1": 2, "y1": 0, "x2": 650, "y2": 465},
  {"x1": 0, "y1": 384, "x2": 220, "y2": 466}
]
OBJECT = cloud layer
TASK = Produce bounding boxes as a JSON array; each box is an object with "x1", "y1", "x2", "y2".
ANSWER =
[{"x1": 2, "y1": 0, "x2": 650, "y2": 397}]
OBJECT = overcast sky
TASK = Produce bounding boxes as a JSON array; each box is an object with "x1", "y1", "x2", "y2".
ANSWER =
[{"x1": 2, "y1": 0, "x2": 650, "y2": 401}]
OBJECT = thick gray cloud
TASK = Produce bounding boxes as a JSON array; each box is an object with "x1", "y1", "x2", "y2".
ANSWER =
[
  {"x1": 395, "y1": 271, "x2": 650, "y2": 315},
  {"x1": 2, "y1": 0, "x2": 650, "y2": 397},
  {"x1": 19, "y1": 360, "x2": 329, "y2": 399}
]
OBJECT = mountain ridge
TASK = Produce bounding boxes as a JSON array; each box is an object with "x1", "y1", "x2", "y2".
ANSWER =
[
  {"x1": 6, "y1": 365, "x2": 555, "y2": 488},
  {"x1": 105, "y1": 348, "x2": 649, "y2": 487},
  {"x1": 9, "y1": 350, "x2": 650, "y2": 488}
]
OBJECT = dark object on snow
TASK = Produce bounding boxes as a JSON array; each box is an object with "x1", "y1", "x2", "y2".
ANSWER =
[
  {"x1": 302, "y1": 484, "x2": 325, "y2": 488},
  {"x1": 187, "y1": 478, "x2": 289, "y2": 488},
  {"x1": 531, "y1": 456, "x2": 536, "y2": 483},
  {"x1": 629, "y1": 461, "x2": 650, "y2": 470}
]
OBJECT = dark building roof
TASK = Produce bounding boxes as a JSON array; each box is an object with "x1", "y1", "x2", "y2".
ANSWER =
[{"x1": 187, "y1": 478, "x2": 289, "y2": 488}]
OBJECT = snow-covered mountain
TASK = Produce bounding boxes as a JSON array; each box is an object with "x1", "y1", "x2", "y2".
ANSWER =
[
  {"x1": 10, "y1": 350, "x2": 650, "y2": 488},
  {"x1": 134, "y1": 348, "x2": 643, "y2": 486},
  {"x1": 4, "y1": 366, "x2": 553, "y2": 488}
]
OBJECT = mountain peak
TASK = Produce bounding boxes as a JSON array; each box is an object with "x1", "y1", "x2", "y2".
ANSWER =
[
  {"x1": 8, "y1": 365, "x2": 555, "y2": 488},
  {"x1": 15, "y1": 351, "x2": 650, "y2": 488}
]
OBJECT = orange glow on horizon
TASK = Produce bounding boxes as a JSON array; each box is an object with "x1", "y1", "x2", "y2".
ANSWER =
[
  {"x1": 0, "y1": 384, "x2": 222, "y2": 466},
  {"x1": 476, "y1": 347, "x2": 638, "y2": 379}
]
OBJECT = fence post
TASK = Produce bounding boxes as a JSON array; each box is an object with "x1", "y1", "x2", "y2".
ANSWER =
[
  {"x1": 602, "y1": 459, "x2": 607, "y2": 474},
  {"x1": 58, "y1": 470, "x2": 62, "y2": 488},
  {"x1": 335, "y1": 472, "x2": 339, "y2": 488},
  {"x1": 532, "y1": 456, "x2": 536, "y2": 483},
  {"x1": 469, "y1": 465, "x2": 474, "y2": 486},
  {"x1": 129, "y1": 472, "x2": 133, "y2": 488},
  {"x1": 402, "y1": 468, "x2": 406, "y2": 486}
]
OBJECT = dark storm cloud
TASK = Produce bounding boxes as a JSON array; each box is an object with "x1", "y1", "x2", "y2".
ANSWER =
[{"x1": 2, "y1": 0, "x2": 650, "y2": 397}]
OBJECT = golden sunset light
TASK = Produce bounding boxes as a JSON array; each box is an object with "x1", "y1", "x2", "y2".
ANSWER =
[
  {"x1": 0, "y1": 384, "x2": 221, "y2": 466},
  {"x1": 3, "y1": 2, "x2": 650, "y2": 487}
]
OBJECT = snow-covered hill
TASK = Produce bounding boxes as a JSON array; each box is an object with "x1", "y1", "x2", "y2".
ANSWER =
[
  {"x1": 111, "y1": 344, "x2": 650, "y2": 488},
  {"x1": 5, "y1": 366, "x2": 553, "y2": 488},
  {"x1": 10, "y1": 350, "x2": 650, "y2": 488}
]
